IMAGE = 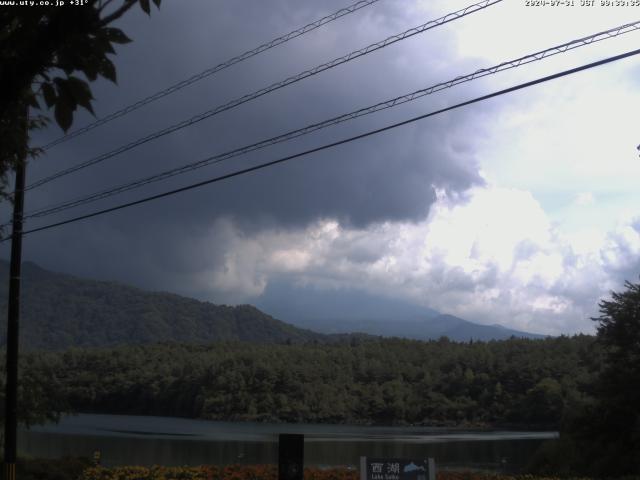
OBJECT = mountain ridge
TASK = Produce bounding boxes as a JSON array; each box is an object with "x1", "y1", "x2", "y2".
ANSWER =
[
  {"x1": 285, "y1": 312, "x2": 545, "y2": 342},
  {"x1": 0, "y1": 260, "x2": 544, "y2": 349},
  {"x1": 0, "y1": 260, "x2": 328, "y2": 349},
  {"x1": 256, "y1": 281, "x2": 545, "y2": 340}
]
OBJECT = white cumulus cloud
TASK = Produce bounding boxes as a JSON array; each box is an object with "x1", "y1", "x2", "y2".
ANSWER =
[{"x1": 197, "y1": 186, "x2": 640, "y2": 336}]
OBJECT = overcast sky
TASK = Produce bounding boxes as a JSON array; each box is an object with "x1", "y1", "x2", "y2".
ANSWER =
[{"x1": 2, "y1": 0, "x2": 640, "y2": 335}]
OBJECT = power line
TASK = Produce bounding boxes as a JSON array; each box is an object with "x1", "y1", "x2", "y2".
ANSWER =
[
  {"x1": 40, "y1": 0, "x2": 382, "y2": 150},
  {"x1": 20, "y1": 20, "x2": 640, "y2": 221},
  {"x1": 11, "y1": 47, "x2": 640, "y2": 240},
  {"x1": 25, "y1": 0, "x2": 502, "y2": 192}
]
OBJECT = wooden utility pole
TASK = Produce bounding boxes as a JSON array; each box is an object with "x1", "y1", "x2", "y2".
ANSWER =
[{"x1": 3, "y1": 116, "x2": 27, "y2": 480}]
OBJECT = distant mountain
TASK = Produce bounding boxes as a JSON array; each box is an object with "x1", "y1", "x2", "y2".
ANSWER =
[
  {"x1": 0, "y1": 261, "x2": 327, "y2": 350},
  {"x1": 256, "y1": 279, "x2": 441, "y2": 322},
  {"x1": 284, "y1": 314, "x2": 545, "y2": 341},
  {"x1": 0, "y1": 260, "x2": 544, "y2": 349},
  {"x1": 255, "y1": 280, "x2": 545, "y2": 341}
]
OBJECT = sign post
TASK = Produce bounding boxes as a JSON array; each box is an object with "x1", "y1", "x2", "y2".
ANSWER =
[
  {"x1": 278, "y1": 434, "x2": 304, "y2": 480},
  {"x1": 360, "y1": 457, "x2": 435, "y2": 480}
]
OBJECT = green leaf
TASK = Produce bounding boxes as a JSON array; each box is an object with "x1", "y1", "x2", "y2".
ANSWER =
[
  {"x1": 42, "y1": 82, "x2": 57, "y2": 108},
  {"x1": 78, "y1": 43, "x2": 108, "y2": 81},
  {"x1": 83, "y1": 62, "x2": 99, "y2": 82},
  {"x1": 54, "y1": 101, "x2": 73, "y2": 132},
  {"x1": 98, "y1": 57, "x2": 117, "y2": 83},
  {"x1": 53, "y1": 77, "x2": 79, "y2": 131},
  {"x1": 94, "y1": 32, "x2": 115, "y2": 54},
  {"x1": 102, "y1": 27, "x2": 132, "y2": 44},
  {"x1": 139, "y1": 0, "x2": 150, "y2": 14},
  {"x1": 65, "y1": 76, "x2": 95, "y2": 115},
  {"x1": 152, "y1": 0, "x2": 161, "y2": 7}
]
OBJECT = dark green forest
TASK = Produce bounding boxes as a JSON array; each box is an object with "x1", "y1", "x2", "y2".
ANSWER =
[
  {"x1": 0, "y1": 261, "x2": 329, "y2": 349},
  {"x1": 4, "y1": 335, "x2": 598, "y2": 429}
]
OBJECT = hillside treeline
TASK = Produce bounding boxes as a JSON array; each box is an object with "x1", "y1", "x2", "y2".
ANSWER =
[
  {"x1": 0, "y1": 261, "x2": 328, "y2": 350},
  {"x1": 7, "y1": 335, "x2": 599, "y2": 428}
]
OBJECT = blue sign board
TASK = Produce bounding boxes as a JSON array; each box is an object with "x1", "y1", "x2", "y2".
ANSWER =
[{"x1": 360, "y1": 457, "x2": 435, "y2": 480}]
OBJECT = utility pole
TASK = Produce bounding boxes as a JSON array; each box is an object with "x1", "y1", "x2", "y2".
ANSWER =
[{"x1": 3, "y1": 111, "x2": 27, "y2": 480}]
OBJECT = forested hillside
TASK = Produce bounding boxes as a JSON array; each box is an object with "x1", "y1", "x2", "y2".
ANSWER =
[
  {"x1": 0, "y1": 261, "x2": 326, "y2": 349},
  {"x1": 11, "y1": 335, "x2": 599, "y2": 428}
]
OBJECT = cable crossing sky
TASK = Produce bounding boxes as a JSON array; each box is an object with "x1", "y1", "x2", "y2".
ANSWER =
[
  {"x1": 25, "y1": 0, "x2": 502, "y2": 192},
  {"x1": 40, "y1": 0, "x2": 382, "y2": 150},
  {"x1": 9, "y1": 47, "x2": 640, "y2": 240},
  {"x1": 18, "y1": 20, "x2": 640, "y2": 222}
]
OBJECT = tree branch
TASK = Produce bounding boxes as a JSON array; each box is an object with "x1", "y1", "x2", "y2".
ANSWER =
[
  {"x1": 98, "y1": 0, "x2": 118, "y2": 14},
  {"x1": 99, "y1": 0, "x2": 137, "y2": 27}
]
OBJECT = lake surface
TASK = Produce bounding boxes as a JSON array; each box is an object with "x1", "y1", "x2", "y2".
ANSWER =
[{"x1": 18, "y1": 414, "x2": 557, "y2": 472}]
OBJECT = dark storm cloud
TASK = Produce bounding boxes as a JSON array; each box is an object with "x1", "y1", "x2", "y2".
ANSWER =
[{"x1": 3, "y1": 0, "x2": 492, "y2": 294}]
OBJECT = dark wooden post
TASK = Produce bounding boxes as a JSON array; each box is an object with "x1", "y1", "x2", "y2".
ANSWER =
[
  {"x1": 3, "y1": 110, "x2": 27, "y2": 480},
  {"x1": 3, "y1": 159, "x2": 25, "y2": 480},
  {"x1": 278, "y1": 433, "x2": 304, "y2": 480}
]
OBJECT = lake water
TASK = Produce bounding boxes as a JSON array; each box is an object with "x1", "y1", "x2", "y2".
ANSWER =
[{"x1": 18, "y1": 414, "x2": 557, "y2": 472}]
